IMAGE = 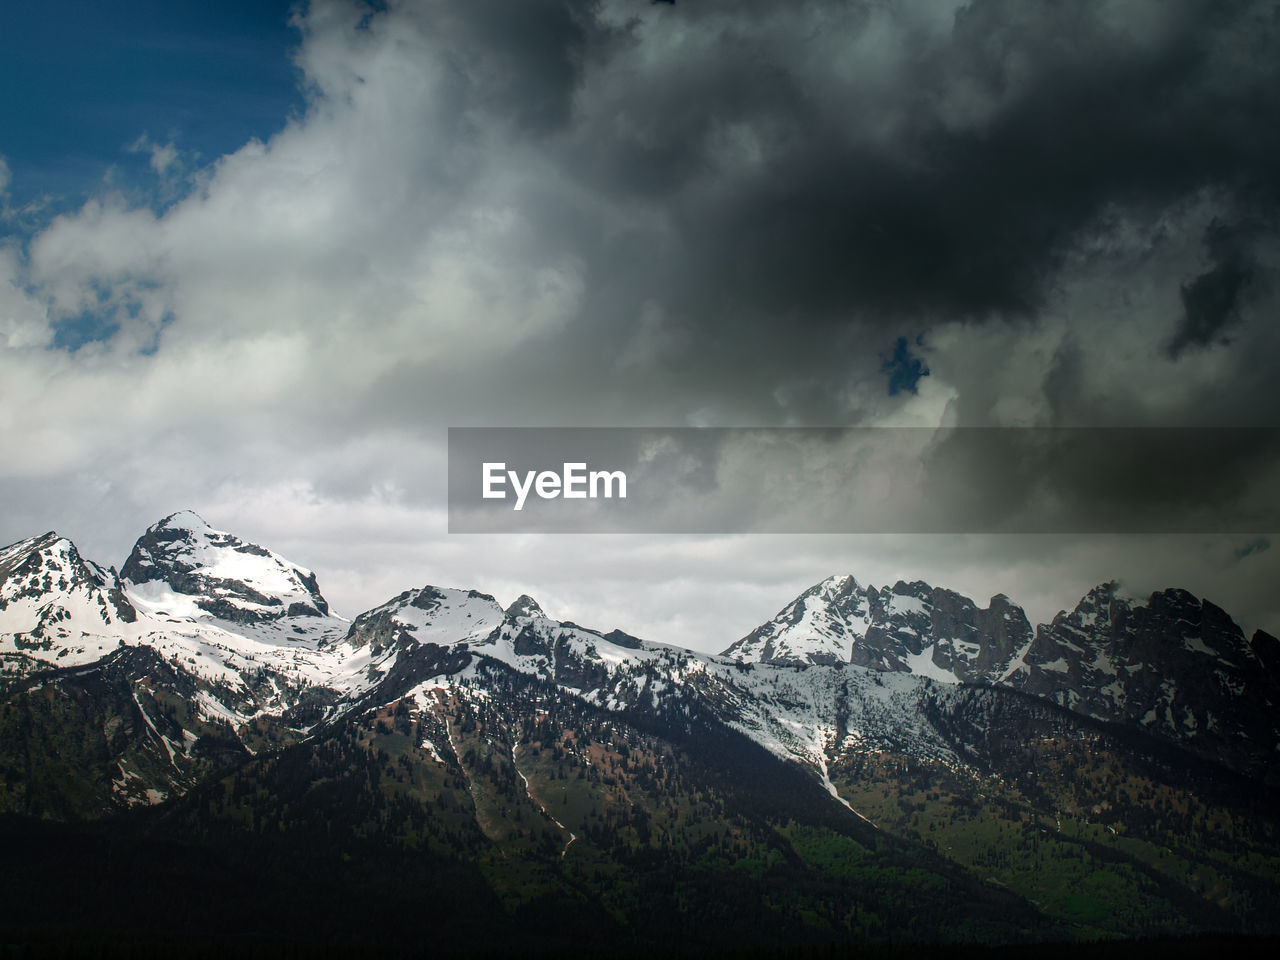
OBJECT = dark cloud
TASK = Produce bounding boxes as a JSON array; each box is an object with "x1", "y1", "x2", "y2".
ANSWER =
[
  {"x1": 1041, "y1": 337, "x2": 1085, "y2": 426},
  {"x1": 447, "y1": 427, "x2": 1280, "y2": 535},
  {"x1": 1171, "y1": 253, "x2": 1251, "y2": 356},
  {"x1": 26, "y1": 0, "x2": 1267, "y2": 436},
  {"x1": 7, "y1": 0, "x2": 1280, "y2": 645},
  {"x1": 544, "y1": 0, "x2": 1280, "y2": 332},
  {"x1": 413, "y1": 0, "x2": 607, "y2": 136},
  {"x1": 1167, "y1": 218, "x2": 1262, "y2": 357},
  {"x1": 359, "y1": 0, "x2": 1270, "y2": 429},
  {"x1": 1234, "y1": 537, "x2": 1271, "y2": 561}
]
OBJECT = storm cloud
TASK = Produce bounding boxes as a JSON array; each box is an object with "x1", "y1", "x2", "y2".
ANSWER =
[
  {"x1": 1168, "y1": 217, "x2": 1265, "y2": 357},
  {"x1": 2, "y1": 0, "x2": 1278, "y2": 646}
]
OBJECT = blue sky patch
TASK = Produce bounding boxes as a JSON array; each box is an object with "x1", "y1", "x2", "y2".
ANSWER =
[
  {"x1": 0, "y1": 1, "x2": 301, "y2": 219},
  {"x1": 881, "y1": 335, "x2": 930, "y2": 396}
]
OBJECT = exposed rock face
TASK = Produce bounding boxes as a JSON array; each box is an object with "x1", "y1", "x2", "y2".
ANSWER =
[
  {"x1": 120, "y1": 511, "x2": 330, "y2": 624},
  {"x1": 725, "y1": 575, "x2": 870, "y2": 667},
  {"x1": 725, "y1": 574, "x2": 1280, "y2": 778},
  {"x1": 1251, "y1": 628, "x2": 1280, "y2": 684},
  {"x1": 1004, "y1": 582, "x2": 1280, "y2": 778},
  {"x1": 857, "y1": 581, "x2": 1032, "y2": 683},
  {"x1": 0, "y1": 532, "x2": 137, "y2": 654},
  {"x1": 504, "y1": 594, "x2": 545, "y2": 620},
  {"x1": 724, "y1": 575, "x2": 1032, "y2": 684},
  {"x1": 343, "y1": 585, "x2": 504, "y2": 654},
  {"x1": 4, "y1": 509, "x2": 1280, "y2": 822}
]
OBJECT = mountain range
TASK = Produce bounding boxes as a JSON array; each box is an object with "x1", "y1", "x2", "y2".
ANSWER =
[{"x1": 2, "y1": 512, "x2": 1278, "y2": 955}]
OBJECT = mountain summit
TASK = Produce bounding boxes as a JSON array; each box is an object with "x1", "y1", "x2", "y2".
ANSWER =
[
  {"x1": 0, "y1": 531, "x2": 136, "y2": 665},
  {"x1": 723, "y1": 574, "x2": 1031, "y2": 684},
  {"x1": 120, "y1": 511, "x2": 330, "y2": 624},
  {"x1": 1006, "y1": 581, "x2": 1280, "y2": 778},
  {"x1": 1, "y1": 516, "x2": 1279, "y2": 948}
]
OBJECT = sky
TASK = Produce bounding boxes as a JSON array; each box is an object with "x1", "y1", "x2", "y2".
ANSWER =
[{"x1": 1, "y1": 0, "x2": 1278, "y2": 650}]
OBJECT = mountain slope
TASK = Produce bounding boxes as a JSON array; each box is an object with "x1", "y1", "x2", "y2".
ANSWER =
[
  {"x1": 121, "y1": 511, "x2": 330, "y2": 623},
  {"x1": 0, "y1": 644, "x2": 249, "y2": 817},
  {"x1": 1, "y1": 516, "x2": 1278, "y2": 950},
  {"x1": 1005, "y1": 582, "x2": 1280, "y2": 783},
  {"x1": 726, "y1": 574, "x2": 1280, "y2": 784},
  {"x1": 1, "y1": 515, "x2": 358, "y2": 807},
  {"x1": 0, "y1": 532, "x2": 136, "y2": 671},
  {"x1": 724, "y1": 574, "x2": 1032, "y2": 683}
]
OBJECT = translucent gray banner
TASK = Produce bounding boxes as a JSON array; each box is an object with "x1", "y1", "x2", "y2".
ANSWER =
[{"x1": 447, "y1": 427, "x2": 1280, "y2": 534}]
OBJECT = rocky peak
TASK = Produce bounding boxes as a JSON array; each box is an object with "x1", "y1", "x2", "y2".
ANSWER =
[
  {"x1": 0, "y1": 532, "x2": 137, "y2": 652},
  {"x1": 725, "y1": 575, "x2": 1030, "y2": 683},
  {"x1": 344, "y1": 585, "x2": 503, "y2": 653},
  {"x1": 504, "y1": 595, "x2": 546, "y2": 620},
  {"x1": 120, "y1": 512, "x2": 330, "y2": 624},
  {"x1": 1007, "y1": 584, "x2": 1280, "y2": 778},
  {"x1": 721, "y1": 574, "x2": 870, "y2": 667},
  {"x1": 1252, "y1": 629, "x2": 1280, "y2": 685},
  {"x1": 859, "y1": 581, "x2": 1031, "y2": 683},
  {"x1": 2, "y1": 532, "x2": 90, "y2": 589}
]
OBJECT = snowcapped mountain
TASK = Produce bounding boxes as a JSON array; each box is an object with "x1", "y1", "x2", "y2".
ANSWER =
[
  {"x1": 323, "y1": 575, "x2": 1042, "y2": 803},
  {"x1": 121, "y1": 511, "x2": 330, "y2": 623},
  {"x1": 723, "y1": 574, "x2": 870, "y2": 666},
  {"x1": 1, "y1": 513, "x2": 351, "y2": 687},
  {"x1": 724, "y1": 574, "x2": 1032, "y2": 684},
  {"x1": 1003, "y1": 581, "x2": 1280, "y2": 779},
  {"x1": 3, "y1": 514, "x2": 1280, "y2": 947},
  {"x1": 344, "y1": 585, "x2": 506, "y2": 656},
  {"x1": 343, "y1": 583, "x2": 672, "y2": 684},
  {"x1": 288, "y1": 572, "x2": 953, "y2": 795},
  {"x1": 339, "y1": 582, "x2": 679, "y2": 714},
  {"x1": 0, "y1": 513, "x2": 358, "y2": 808},
  {"x1": 722, "y1": 573, "x2": 1280, "y2": 781},
  {"x1": 3, "y1": 512, "x2": 1279, "y2": 811},
  {"x1": 0, "y1": 532, "x2": 137, "y2": 671}
]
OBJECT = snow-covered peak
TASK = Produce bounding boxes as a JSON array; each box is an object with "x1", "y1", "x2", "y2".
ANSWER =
[
  {"x1": 120, "y1": 513, "x2": 331, "y2": 624},
  {"x1": 1007, "y1": 583, "x2": 1278, "y2": 773},
  {"x1": 0, "y1": 532, "x2": 131, "y2": 613},
  {"x1": 344, "y1": 585, "x2": 505, "y2": 652},
  {"x1": 155, "y1": 510, "x2": 214, "y2": 535},
  {"x1": 723, "y1": 574, "x2": 871, "y2": 666},
  {"x1": 0, "y1": 531, "x2": 54, "y2": 567},
  {"x1": 1072, "y1": 580, "x2": 1131, "y2": 617},
  {"x1": 725, "y1": 574, "x2": 1032, "y2": 683},
  {"x1": 2, "y1": 531, "x2": 78, "y2": 571},
  {"x1": 0, "y1": 531, "x2": 137, "y2": 662},
  {"x1": 504, "y1": 594, "x2": 546, "y2": 620}
]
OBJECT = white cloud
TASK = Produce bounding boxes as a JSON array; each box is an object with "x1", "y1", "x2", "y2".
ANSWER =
[
  {"x1": 0, "y1": 247, "x2": 51, "y2": 350},
  {"x1": 128, "y1": 135, "x2": 180, "y2": 175},
  {"x1": 2, "y1": 0, "x2": 1277, "y2": 650}
]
